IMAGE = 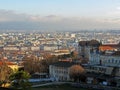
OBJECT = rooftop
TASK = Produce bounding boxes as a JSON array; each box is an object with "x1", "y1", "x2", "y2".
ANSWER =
[
  {"x1": 79, "y1": 40, "x2": 100, "y2": 47},
  {"x1": 99, "y1": 44, "x2": 119, "y2": 51},
  {"x1": 0, "y1": 61, "x2": 17, "y2": 66},
  {"x1": 50, "y1": 61, "x2": 75, "y2": 68}
]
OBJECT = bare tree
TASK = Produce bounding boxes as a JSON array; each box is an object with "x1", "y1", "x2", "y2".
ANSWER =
[
  {"x1": 69, "y1": 65, "x2": 86, "y2": 82},
  {"x1": 0, "y1": 61, "x2": 12, "y2": 87},
  {"x1": 23, "y1": 55, "x2": 46, "y2": 74},
  {"x1": 23, "y1": 54, "x2": 60, "y2": 74}
]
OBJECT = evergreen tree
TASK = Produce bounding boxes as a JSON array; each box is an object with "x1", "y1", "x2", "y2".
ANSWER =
[{"x1": 9, "y1": 71, "x2": 31, "y2": 90}]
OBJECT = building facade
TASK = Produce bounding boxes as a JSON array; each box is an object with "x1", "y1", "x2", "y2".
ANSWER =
[
  {"x1": 49, "y1": 61, "x2": 74, "y2": 81},
  {"x1": 79, "y1": 40, "x2": 120, "y2": 86}
]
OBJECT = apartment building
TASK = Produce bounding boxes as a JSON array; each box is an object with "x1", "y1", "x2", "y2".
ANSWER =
[
  {"x1": 49, "y1": 61, "x2": 74, "y2": 81},
  {"x1": 78, "y1": 40, "x2": 120, "y2": 86}
]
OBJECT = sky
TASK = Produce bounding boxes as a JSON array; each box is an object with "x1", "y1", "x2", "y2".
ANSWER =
[{"x1": 0, "y1": 0, "x2": 120, "y2": 31}]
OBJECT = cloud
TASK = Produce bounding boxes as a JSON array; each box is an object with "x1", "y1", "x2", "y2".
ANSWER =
[
  {"x1": 30, "y1": 15, "x2": 63, "y2": 22},
  {"x1": 116, "y1": 6, "x2": 120, "y2": 10},
  {"x1": 105, "y1": 6, "x2": 120, "y2": 17},
  {"x1": 0, "y1": 9, "x2": 120, "y2": 31},
  {"x1": 0, "y1": 9, "x2": 31, "y2": 22}
]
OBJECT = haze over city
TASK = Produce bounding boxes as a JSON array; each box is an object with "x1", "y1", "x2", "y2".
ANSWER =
[
  {"x1": 0, "y1": 0, "x2": 120, "y2": 31},
  {"x1": 1, "y1": 0, "x2": 120, "y2": 90}
]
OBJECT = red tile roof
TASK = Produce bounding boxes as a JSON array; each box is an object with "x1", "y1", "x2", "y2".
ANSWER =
[
  {"x1": 0, "y1": 61, "x2": 16, "y2": 66},
  {"x1": 99, "y1": 45, "x2": 118, "y2": 51}
]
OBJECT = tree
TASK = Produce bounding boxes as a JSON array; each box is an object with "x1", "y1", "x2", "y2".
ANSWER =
[
  {"x1": 9, "y1": 71, "x2": 31, "y2": 90},
  {"x1": 69, "y1": 65, "x2": 86, "y2": 82},
  {"x1": 23, "y1": 56, "x2": 46, "y2": 74},
  {"x1": 70, "y1": 51, "x2": 79, "y2": 60},
  {"x1": 0, "y1": 61, "x2": 12, "y2": 87},
  {"x1": 23, "y1": 55, "x2": 59, "y2": 74}
]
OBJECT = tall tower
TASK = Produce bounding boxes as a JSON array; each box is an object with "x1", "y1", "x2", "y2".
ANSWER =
[
  {"x1": 78, "y1": 40, "x2": 100, "y2": 61},
  {"x1": 78, "y1": 41, "x2": 89, "y2": 59}
]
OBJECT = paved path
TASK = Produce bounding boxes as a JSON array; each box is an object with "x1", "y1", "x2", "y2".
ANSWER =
[
  {"x1": 32, "y1": 82, "x2": 120, "y2": 90},
  {"x1": 32, "y1": 82, "x2": 68, "y2": 87}
]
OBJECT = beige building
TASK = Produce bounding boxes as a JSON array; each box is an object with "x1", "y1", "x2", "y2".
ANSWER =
[
  {"x1": 3, "y1": 46, "x2": 20, "y2": 51},
  {"x1": 43, "y1": 44, "x2": 58, "y2": 51},
  {"x1": 51, "y1": 49, "x2": 70, "y2": 56},
  {"x1": 49, "y1": 61, "x2": 74, "y2": 81},
  {"x1": 31, "y1": 46, "x2": 40, "y2": 51},
  {"x1": 21, "y1": 47, "x2": 29, "y2": 51},
  {"x1": 0, "y1": 61, "x2": 19, "y2": 72}
]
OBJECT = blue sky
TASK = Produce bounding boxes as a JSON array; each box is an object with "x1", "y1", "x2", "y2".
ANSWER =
[
  {"x1": 0, "y1": 0, "x2": 119, "y2": 16},
  {"x1": 0, "y1": 0, "x2": 120, "y2": 31}
]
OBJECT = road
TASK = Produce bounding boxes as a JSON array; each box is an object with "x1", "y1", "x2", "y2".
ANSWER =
[{"x1": 32, "y1": 82, "x2": 120, "y2": 90}]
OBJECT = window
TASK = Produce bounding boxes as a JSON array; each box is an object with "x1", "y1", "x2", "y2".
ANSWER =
[
  {"x1": 108, "y1": 59, "x2": 110, "y2": 63},
  {"x1": 112, "y1": 58, "x2": 114, "y2": 63},
  {"x1": 115, "y1": 60, "x2": 118, "y2": 64}
]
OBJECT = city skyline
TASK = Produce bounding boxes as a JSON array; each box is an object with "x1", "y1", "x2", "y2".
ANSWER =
[{"x1": 0, "y1": 0, "x2": 120, "y2": 31}]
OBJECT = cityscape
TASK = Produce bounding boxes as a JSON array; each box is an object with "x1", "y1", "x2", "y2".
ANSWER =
[
  {"x1": 0, "y1": 0, "x2": 120, "y2": 90},
  {"x1": 0, "y1": 30, "x2": 120, "y2": 90}
]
